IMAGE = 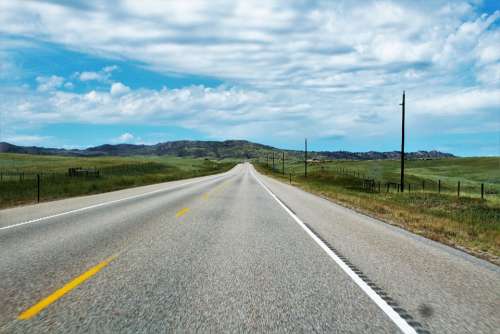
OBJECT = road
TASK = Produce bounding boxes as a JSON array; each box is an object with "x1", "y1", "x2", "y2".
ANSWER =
[{"x1": 0, "y1": 163, "x2": 498, "y2": 333}]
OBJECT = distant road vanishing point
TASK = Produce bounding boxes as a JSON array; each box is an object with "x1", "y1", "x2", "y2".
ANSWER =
[{"x1": 1, "y1": 163, "x2": 498, "y2": 333}]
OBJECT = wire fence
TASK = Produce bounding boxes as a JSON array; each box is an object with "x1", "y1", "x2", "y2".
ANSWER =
[
  {"x1": 262, "y1": 162, "x2": 499, "y2": 201},
  {"x1": 331, "y1": 167, "x2": 497, "y2": 200},
  {"x1": 0, "y1": 162, "x2": 170, "y2": 204}
]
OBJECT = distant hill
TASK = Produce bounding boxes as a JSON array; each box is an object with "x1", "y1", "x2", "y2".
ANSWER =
[{"x1": 0, "y1": 140, "x2": 455, "y2": 160}]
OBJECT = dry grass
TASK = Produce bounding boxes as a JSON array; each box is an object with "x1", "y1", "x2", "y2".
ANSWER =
[
  {"x1": 0, "y1": 154, "x2": 236, "y2": 209},
  {"x1": 256, "y1": 164, "x2": 500, "y2": 265}
]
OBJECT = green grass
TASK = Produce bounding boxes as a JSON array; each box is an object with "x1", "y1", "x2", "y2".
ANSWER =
[
  {"x1": 0, "y1": 153, "x2": 237, "y2": 208},
  {"x1": 262, "y1": 157, "x2": 500, "y2": 199},
  {"x1": 256, "y1": 157, "x2": 500, "y2": 264}
]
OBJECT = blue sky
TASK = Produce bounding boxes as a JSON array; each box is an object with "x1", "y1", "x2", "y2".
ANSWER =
[{"x1": 0, "y1": 0, "x2": 499, "y2": 156}]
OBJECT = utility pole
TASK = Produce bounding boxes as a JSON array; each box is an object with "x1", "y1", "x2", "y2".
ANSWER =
[
  {"x1": 304, "y1": 138, "x2": 308, "y2": 177},
  {"x1": 282, "y1": 151, "x2": 285, "y2": 175},
  {"x1": 272, "y1": 152, "x2": 275, "y2": 171},
  {"x1": 400, "y1": 91, "x2": 405, "y2": 192}
]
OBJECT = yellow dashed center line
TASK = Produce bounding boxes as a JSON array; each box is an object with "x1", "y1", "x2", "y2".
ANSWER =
[
  {"x1": 207, "y1": 181, "x2": 229, "y2": 196},
  {"x1": 175, "y1": 207, "x2": 190, "y2": 218},
  {"x1": 181, "y1": 180, "x2": 231, "y2": 219},
  {"x1": 18, "y1": 255, "x2": 117, "y2": 320}
]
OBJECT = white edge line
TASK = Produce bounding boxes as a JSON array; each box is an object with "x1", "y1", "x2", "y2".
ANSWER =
[
  {"x1": 0, "y1": 173, "x2": 230, "y2": 231},
  {"x1": 250, "y1": 168, "x2": 417, "y2": 334}
]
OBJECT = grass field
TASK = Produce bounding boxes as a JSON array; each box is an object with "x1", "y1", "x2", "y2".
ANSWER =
[
  {"x1": 256, "y1": 157, "x2": 500, "y2": 264},
  {"x1": 0, "y1": 153, "x2": 237, "y2": 209}
]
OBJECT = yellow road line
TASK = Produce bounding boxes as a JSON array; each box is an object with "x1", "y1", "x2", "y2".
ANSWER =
[
  {"x1": 209, "y1": 181, "x2": 229, "y2": 195},
  {"x1": 175, "y1": 207, "x2": 190, "y2": 218},
  {"x1": 18, "y1": 255, "x2": 117, "y2": 320}
]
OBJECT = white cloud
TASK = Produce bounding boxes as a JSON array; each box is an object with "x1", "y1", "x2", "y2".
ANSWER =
[
  {"x1": 79, "y1": 71, "x2": 103, "y2": 81},
  {"x1": 1, "y1": 1, "x2": 495, "y2": 89},
  {"x1": 0, "y1": 52, "x2": 20, "y2": 79},
  {"x1": 414, "y1": 88, "x2": 500, "y2": 115},
  {"x1": 36, "y1": 75, "x2": 64, "y2": 91},
  {"x1": 0, "y1": 1, "x2": 499, "y2": 151},
  {"x1": 110, "y1": 82, "x2": 130, "y2": 96},
  {"x1": 112, "y1": 132, "x2": 134, "y2": 143},
  {"x1": 75, "y1": 65, "x2": 118, "y2": 82},
  {"x1": 3, "y1": 135, "x2": 51, "y2": 145},
  {"x1": 0, "y1": 82, "x2": 421, "y2": 142},
  {"x1": 103, "y1": 65, "x2": 118, "y2": 73}
]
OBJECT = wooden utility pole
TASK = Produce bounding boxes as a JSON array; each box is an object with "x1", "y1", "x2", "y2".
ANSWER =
[
  {"x1": 400, "y1": 91, "x2": 405, "y2": 192},
  {"x1": 272, "y1": 152, "x2": 275, "y2": 170},
  {"x1": 304, "y1": 138, "x2": 308, "y2": 177},
  {"x1": 282, "y1": 151, "x2": 285, "y2": 175}
]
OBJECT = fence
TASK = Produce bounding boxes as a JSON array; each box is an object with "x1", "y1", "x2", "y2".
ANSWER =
[
  {"x1": 0, "y1": 162, "x2": 168, "y2": 205},
  {"x1": 0, "y1": 162, "x2": 166, "y2": 181},
  {"x1": 332, "y1": 167, "x2": 495, "y2": 200},
  {"x1": 261, "y1": 163, "x2": 497, "y2": 201}
]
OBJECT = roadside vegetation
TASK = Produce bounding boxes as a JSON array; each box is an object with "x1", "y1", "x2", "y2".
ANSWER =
[
  {"x1": 0, "y1": 153, "x2": 237, "y2": 209},
  {"x1": 255, "y1": 157, "x2": 500, "y2": 264}
]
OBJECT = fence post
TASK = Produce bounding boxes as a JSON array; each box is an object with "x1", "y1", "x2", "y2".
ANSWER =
[
  {"x1": 378, "y1": 181, "x2": 381, "y2": 193},
  {"x1": 37, "y1": 174, "x2": 40, "y2": 203},
  {"x1": 438, "y1": 179, "x2": 441, "y2": 194},
  {"x1": 481, "y1": 183, "x2": 484, "y2": 199},
  {"x1": 289, "y1": 173, "x2": 292, "y2": 184},
  {"x1": 457, "y1": 181, "x2": 460, "y2": 197},
  {"x1": 422, "y1": 180, "x2": 425, "y2": 192},
  {"x1": 408, "y1": 183, "x2": 411, "y2": 193}
]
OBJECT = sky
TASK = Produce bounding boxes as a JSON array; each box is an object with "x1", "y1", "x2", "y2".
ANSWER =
[{"x1": 0, "y1": 0, "x2": 499, "y2": 156}]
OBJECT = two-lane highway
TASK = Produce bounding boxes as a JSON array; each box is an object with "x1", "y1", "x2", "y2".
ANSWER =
[{"x1": 1, "y1": 163, "x2": 499, "y2": 333}]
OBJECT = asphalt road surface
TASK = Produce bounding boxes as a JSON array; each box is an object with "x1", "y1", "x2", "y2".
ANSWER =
[{"x1": 0, "y1": 163, "x2": 498, "y2": 333}]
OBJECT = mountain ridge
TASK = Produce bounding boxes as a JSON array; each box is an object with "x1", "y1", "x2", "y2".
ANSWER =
[{"x1": 0, "y1": 140, "x2": 455, "y2": 160}]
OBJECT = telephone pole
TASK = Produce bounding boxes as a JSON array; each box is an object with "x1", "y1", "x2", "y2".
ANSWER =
[
  {"x1": 400, "y1": 91, "x2": 405, "y2": 192},
  {"x1": 272, "y1": 152, "x2": 275, "y2": 170},
  {"x1": 304, "y1": 138, "x2": 308, "y2": 177},
  {"x1": 282, "y1": 151, "x2": 285, "y2": 175}
]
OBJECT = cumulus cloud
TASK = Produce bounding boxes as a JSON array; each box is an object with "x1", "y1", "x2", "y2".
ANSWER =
[
  {"x1": 75, "y1": 65, "x2": 118, "y2": 82},
  {"x1": 0, "y1": 52, "x2": 18, "y2": 79},
  {"x1": 103, "y1": 65, "x2": 118, "y2": 73},
  {"x1": 112, "y1": 132, "x2": 134, "y2": 143},
  {"x1": 36, "y1": 75, "x2": 64, "y2": 92},
  {"x1": 3, "y1": 135, "x2": 51, "y2": 145},
  {"x1": 110, "y1": 82, "x2": 130, "y2": 96},
  {"x1": 1, "y1": 0, "x2": 496, "y2": 89},
  {"x1": 0, "y1": 1, "x2": 498, "y2": 150},
  {"x1": 414, "y1": 88, "x2": 500, "y2": 115},
  {"x1": 0, "y1": 80, "x2": 426, "y2": 144},
  {"x1": 79, "y1": 71, "x2": 103, "y2": 81}
]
